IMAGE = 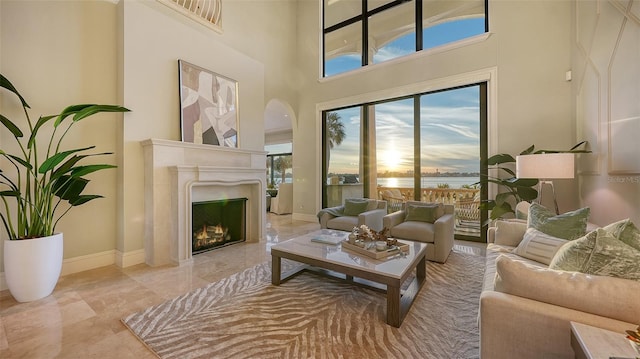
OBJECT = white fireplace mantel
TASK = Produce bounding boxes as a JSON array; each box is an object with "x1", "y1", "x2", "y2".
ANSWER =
[{"x1": 142, "y1": 139, "x2": 267, "y2": 266}]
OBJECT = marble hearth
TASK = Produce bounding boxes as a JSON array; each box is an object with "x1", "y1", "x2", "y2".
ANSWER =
[{"x1": 142, "y1": 139, "x2": 266, "y2": 266}]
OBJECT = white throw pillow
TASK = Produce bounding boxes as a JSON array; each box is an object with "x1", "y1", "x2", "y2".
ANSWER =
[{"x1": 513, "y1": 227, "x2": 568, "y2": 265}]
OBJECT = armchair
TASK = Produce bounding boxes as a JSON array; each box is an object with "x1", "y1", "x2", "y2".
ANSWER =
[
  {"x1": 383, "y1": 201, "x2": 455, "y2": 263},
  {"x1": 270, "y1": 183, "x2": 293, "y2": 215},
  {"x1": 318, "y1": 199, "x2": 387, "y2": 232}
]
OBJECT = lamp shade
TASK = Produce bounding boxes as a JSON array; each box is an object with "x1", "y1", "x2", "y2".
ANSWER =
[{"x1": 516, "y1": 153, "x2": 575, "y2": 179}]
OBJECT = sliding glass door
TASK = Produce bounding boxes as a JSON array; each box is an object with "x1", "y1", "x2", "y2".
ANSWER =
[{"x1": 322, "y1": 83, "x2": 487, "y2": 242}]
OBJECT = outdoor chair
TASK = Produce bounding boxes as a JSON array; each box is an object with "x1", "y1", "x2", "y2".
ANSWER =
[{"x1": 381, "y1": 189, "x2": 405, "y2": 214}]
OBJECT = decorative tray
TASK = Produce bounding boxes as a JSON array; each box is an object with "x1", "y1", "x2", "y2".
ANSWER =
[{"x1": 341, "y1": 240, "x2": 409, "y2": 259}]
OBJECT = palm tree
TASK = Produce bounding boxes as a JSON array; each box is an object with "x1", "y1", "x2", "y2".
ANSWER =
[
  {"x1": 274, "y1": 155, "x2": 292, "y2": 184},
  {"x1": 325, "y1": 112, "x2": 345, "y2": 169},
  {"x1": 326, "y1": 112, "x2": 345, "y2": 149}
]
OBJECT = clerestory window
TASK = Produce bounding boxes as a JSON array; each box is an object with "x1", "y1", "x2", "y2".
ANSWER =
[{"x1": 323, "y1": 0, "x2": 488, "y2": 77}]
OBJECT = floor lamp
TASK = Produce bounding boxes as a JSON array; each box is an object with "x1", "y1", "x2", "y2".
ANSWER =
[{"x1": 515, "y1": 153, "x2": 575, "y2": 214}]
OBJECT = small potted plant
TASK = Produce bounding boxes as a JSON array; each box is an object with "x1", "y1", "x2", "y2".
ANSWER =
[{"x1": 0, "y1": 73, "x2": 130, "y2": 302}]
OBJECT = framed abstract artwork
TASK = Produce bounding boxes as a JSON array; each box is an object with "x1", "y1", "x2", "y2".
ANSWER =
[{"x1": 178, "y1": 60, "x2": 238, "y2": 147}]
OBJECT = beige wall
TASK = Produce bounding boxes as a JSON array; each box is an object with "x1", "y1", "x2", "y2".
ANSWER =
[
  {"x1": 1, "y1": 1, "x2": 121, "y2": 264},
  {"x1": 573, "y1": 0, "x2": 640, "y2": 226},
  {"x1": 0, "y1": 0, "x2": 298, "y2": 277},
  {"x1": 293, "y1": 0, "x2": 576, "y2": 220}
]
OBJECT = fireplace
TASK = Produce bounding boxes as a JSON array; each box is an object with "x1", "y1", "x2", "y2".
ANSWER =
[
  {"x1": 142, "y1": 138, "x2": 266, "y2": 266},
  {"x1": 192, "y1": 198, "x2": 247, "y2": 254}
]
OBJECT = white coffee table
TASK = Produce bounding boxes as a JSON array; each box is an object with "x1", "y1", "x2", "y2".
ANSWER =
[{"x1": 270, "y1": 229, "x2": 427, "y2": 327}]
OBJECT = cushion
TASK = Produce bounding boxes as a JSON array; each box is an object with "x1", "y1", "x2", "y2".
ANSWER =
[
  {"x1": 603, "y1": 218, "x2": 640, "y2": 252},
  {"x1": 343, "y1": 198, "x2": 369, "y2": 216},
  {"x1": 494, "y1": 220, "x2": 527, "y2": 247},
  {"x1": 527, "y1": 203, "x2": 590, "y2": 240},
  {"x1": 513, "y1": 227, "x2": 568, "y2": 265},
  {"x1": 581, "y1": 229, "x2": 640, "y2": 281},
  {"x1": 365, "y1": 199, "x2": 379, "y2": 212},
  {"x1": 405, "y1": 203, "x2": 441, "y2": 223},
  {"x1": 390, "y1": 221, "x2": 435, "y2": 243},
  {"x1": 550, "y1": 228, "x2": 640, "y2": 281},
  {"x1": 548, "y1": 229, "x2": 598, "y2": 272},
  {"x1": 494, "y1": 255, "x2": 640, "y2": 324}
]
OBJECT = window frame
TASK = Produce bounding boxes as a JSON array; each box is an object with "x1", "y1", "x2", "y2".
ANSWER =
[{"x1": 322, "y1": 0, "x2": 489, "y2": 78}]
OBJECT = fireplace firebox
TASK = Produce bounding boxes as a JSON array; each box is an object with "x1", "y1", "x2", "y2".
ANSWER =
[{"x1": 192, "y1": 198, "x2": 247, "y2": 254}]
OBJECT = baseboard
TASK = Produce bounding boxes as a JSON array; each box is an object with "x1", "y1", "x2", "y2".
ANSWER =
[
  {"x1": 115, "y1": 249, "x2": 145, "y2": 268},
  {"x1": 60, "y1": 250, "x2": 117, "y2": 276},
  {"x1": 292, "y1": 212, "x2": 318, "y2": 223},
  {"x1": 0, "y1": 249, "x2": 119, "y2": 292}
]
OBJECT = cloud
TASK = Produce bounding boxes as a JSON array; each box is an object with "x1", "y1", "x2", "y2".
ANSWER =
[{"x1": 325, "y1": 87, "x2": 482, "y2": 174}]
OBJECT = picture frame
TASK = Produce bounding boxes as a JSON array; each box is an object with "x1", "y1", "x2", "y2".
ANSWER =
[{"x1": 178, "y1": 60, "x2": 238, "y2": 147}]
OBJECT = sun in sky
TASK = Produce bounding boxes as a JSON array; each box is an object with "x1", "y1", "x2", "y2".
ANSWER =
[{"x1": 379, "y1": 148, "x2": 404, "y2": 172}]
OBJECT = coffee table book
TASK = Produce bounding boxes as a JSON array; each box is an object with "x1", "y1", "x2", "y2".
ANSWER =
[{"x1": 341, "y1": 240, "x2": 410, "y2": 259}]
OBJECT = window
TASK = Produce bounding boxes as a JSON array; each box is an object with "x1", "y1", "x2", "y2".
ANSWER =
[
  {"x1": 322, "y1": 107, "x2": 363, "y2": 207},
  {"x1": 323, "y1": 0, "x2": 488, "y2": 77},
  {"x1": 265, "y1": 143, "x2": 293, "y2": 187},
  {"x1": 322, "y1": 83, "x2": 487, "y2": 241}
]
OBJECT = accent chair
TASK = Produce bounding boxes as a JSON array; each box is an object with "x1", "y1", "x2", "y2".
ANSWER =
[
  {"x1": 270, "y1": 183, "x2": 293, "y2": 215},
  {"x1": 318, "y1": 198, "x2": 387, "y2": 232},
  {"x1": 383, "y1": 201, "x2": 455, "y2": 263}
]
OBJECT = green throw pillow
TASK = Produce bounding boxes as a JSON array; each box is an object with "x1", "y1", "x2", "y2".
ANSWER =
[
  {"x1": 582, "y1": 229, "x2": 640, "y2": 281},
  {"x1": 550, "y1": 228, "x2": 640, "y2": 281},
  {"x1": 598, "y1": 219, "x2": 640, "y2": 251},
  {"x1": 528, "y1": 203, "x2": 589, "y2": 240},
  {"x1": 549, "y1": 230, "x2": 598, "y2": 271},
  {"x1": 405, "y1": 204, "x2": 440, "y2": 223},
  {"x1": 343, "y1": 199, "x2": 369, "y2": 216}
]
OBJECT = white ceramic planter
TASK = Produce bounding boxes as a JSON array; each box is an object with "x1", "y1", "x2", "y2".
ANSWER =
[{"x1": 4, "y1": 233, "x2": 63, "y2": 302}]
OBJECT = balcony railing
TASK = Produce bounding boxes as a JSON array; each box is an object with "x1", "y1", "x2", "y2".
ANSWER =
[
  {"x1": 377, "y1": 186, "x2": 481, "y2": 237},
  {"x1": 377, "y1": 186, "x2": 479, "y2": 204}
]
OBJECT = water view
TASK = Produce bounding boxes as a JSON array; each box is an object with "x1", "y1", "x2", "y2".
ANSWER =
[{"x1": 377, "y1": 176, "x2": 479, "y2": 189}]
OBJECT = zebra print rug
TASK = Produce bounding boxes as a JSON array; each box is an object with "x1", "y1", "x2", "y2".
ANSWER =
[{"x1": 122, "y1": 249, "x2": 484, "y2": 359}]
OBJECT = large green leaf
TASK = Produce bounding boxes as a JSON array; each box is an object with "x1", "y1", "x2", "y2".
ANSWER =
[
  {"x1": 487, "y1": 153, "x2": 515, "y2": 166},
  {"x1": 54, "y1": 104, "x2": 97, "y2": 127},
  {"x1": 27, "y1": 115, "x2": 57, "y2": 149},
  {"x1": 0, "y1": 73, "x2": 30, "y2": 108},
  {"x1": 495, "y1": 191, "x2": 516, "y2": 206},
  {"x1": 489, "y1": 202, "x2": 514, "y2": 219},
  {"x1": 6, "y1": 154, "x2": 32, "y2": 170},
  {"x1": 520, "y1": 145, "x2": 535, "y2": 155},
  {"x1": 52, "y1": 175, "x2": 88, "y2": 201},
  {"x1": 70, "y1": 194, "x2": 103, "y2": 206},
  {"x1": 70, "y1": 164, "x2": 116, "y2": 177},
  {"x1": 38, "y1": 146, "x2": 95, "y2": 173},
  {"x1": 0, "y1": 114, "x2": 23, "y2": 138},
  {"x1": 0, "y1": 190, "x2": 20, "y2": 197},
  {"x1": 50, "y1": 153, "x2": 113, "y2": 180},
  {"x1": 517, "y1": 186, "x2": 539, "y2": 201},
  {"x1": 72, "y1": 105, "x2": 130, "y2": 122}
]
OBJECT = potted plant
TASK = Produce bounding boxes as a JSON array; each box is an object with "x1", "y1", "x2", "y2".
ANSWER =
[
  {"x1": 479, "y1": 142, "x2": 590, "y2": 221},
  {"x1": 0, "y1": 73, "x2": 130, "y2": 302}
]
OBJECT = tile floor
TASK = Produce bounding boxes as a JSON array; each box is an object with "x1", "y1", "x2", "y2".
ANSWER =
[{"x1": 0, "y1": 214, "x2": 485, "y2": 358}]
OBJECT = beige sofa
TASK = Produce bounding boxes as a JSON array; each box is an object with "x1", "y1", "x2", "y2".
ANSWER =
[{"x1": 479, "y1": 220, "x2": 639, "y2": 359}]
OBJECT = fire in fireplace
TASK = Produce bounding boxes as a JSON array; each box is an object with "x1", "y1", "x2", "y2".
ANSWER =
[{"x1": 192, "y1": 198, "x2": 247, "y2": 254}]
